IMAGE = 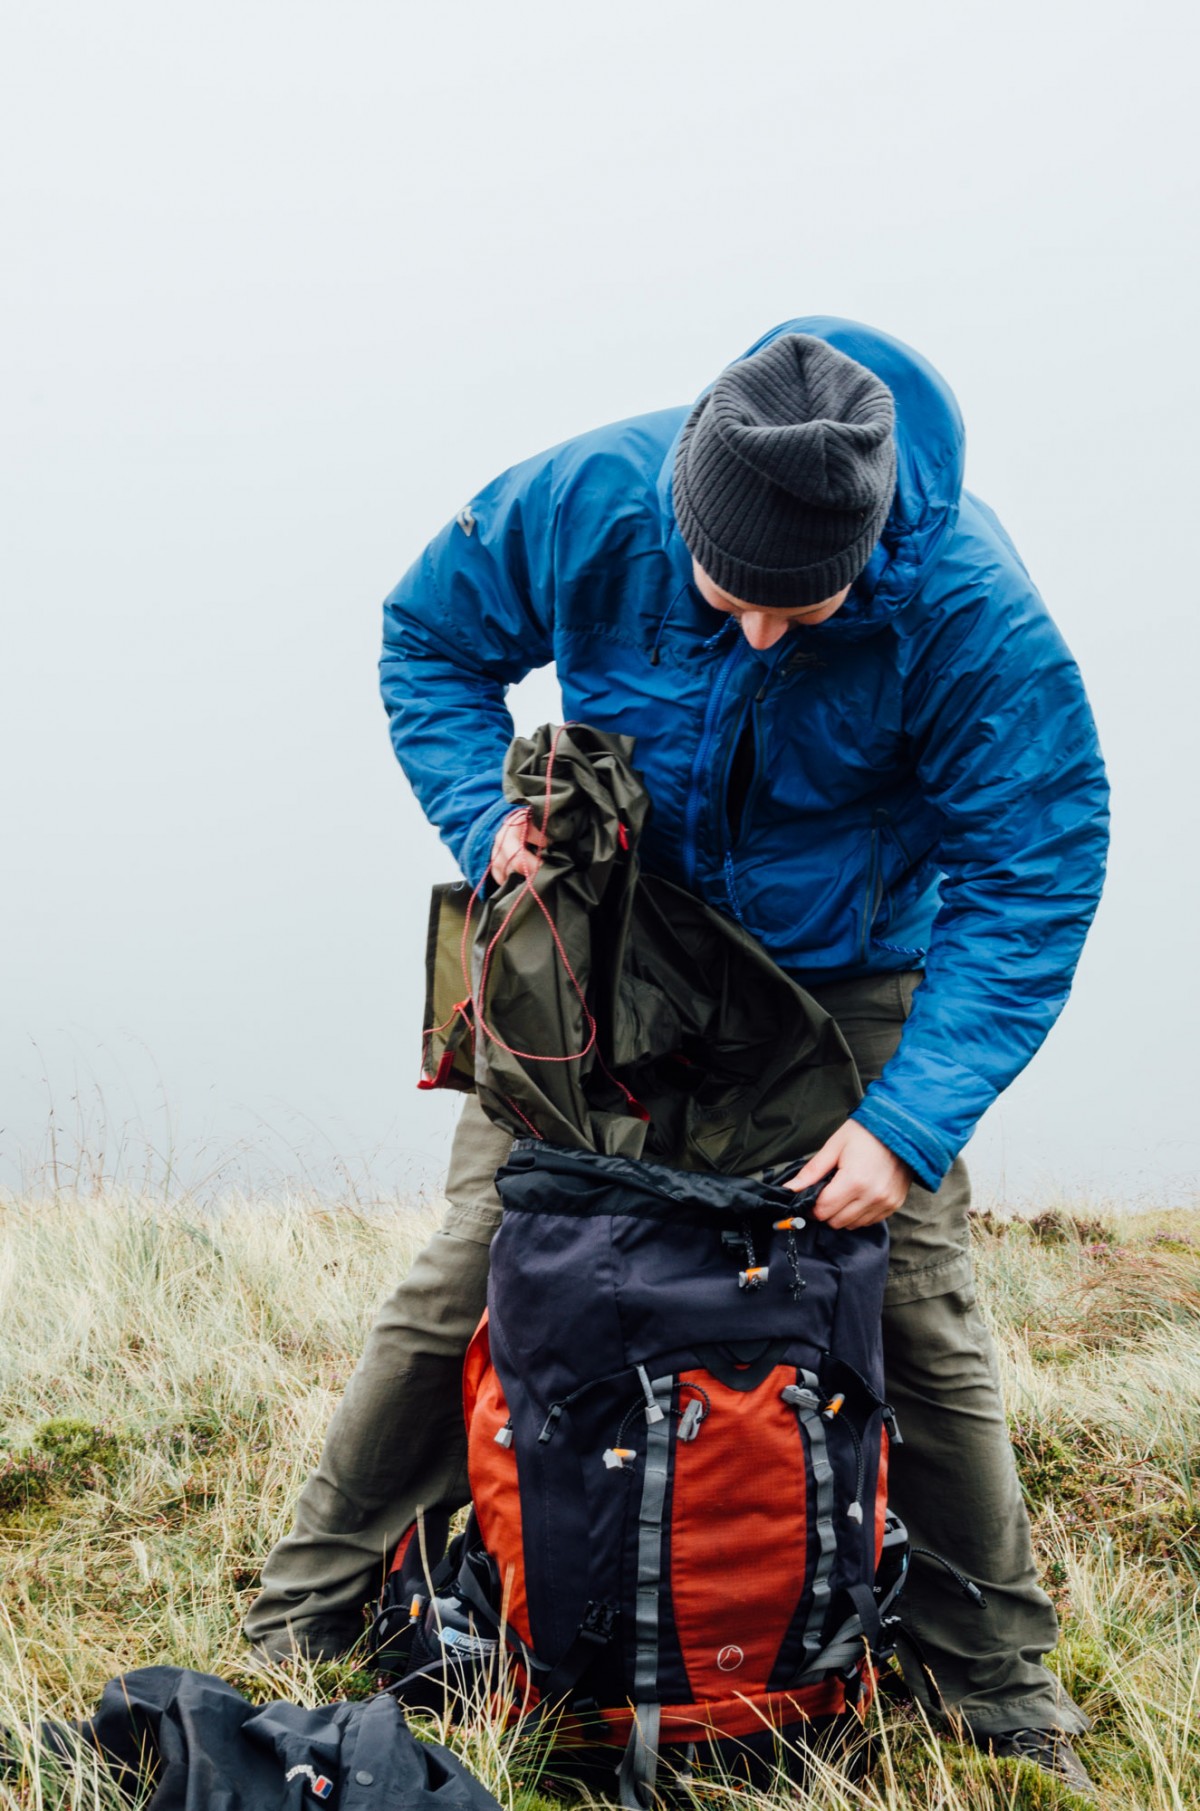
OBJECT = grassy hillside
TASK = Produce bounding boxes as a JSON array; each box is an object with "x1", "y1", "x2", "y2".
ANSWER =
[{"x1": 1, "y1": 1193, "x2": 1197, "y2": 1808}]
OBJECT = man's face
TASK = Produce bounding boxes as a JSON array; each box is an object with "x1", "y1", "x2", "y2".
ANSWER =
[{"x1": 691, "y1": 559, "x2": 850, "y2": 649}]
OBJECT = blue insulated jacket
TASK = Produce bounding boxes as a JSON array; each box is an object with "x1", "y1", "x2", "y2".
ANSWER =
[{"x1": 380, "y1": 318, "x2": 1109, "y2": 1190}]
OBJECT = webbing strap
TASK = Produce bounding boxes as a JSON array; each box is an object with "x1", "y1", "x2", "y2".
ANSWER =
[
  {"x1": 783, "y1": 1369, "x2": 839, "y2": 1674},
  {"x1": 452, "y1": 1548, "x2": 547, "y2": 1678},
  {"x1": 616, "y1": 1372, "x2": 672, "y2": 1807},
  {"x1": 847, "y1": 1579, "x2": 882, "y2": 1650},
  {"x1": 523, "y1": 1603, "x2": 615, "y2": 1729},
  {"x1": 790, "y1": 1588, "x2": 879, "y2": 1683},
  {"x1": 632, "y1": 1375, "x2": 673, "y2": 1699},
  {"x1": 617, "y1": 1702, "x2": 662, "y2": 1811},
  {"x1": 791, "y1": 1609, "x2": 864, "y2": 1681}
]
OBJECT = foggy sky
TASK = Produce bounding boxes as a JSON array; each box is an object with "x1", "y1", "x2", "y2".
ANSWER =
[{"x1": 3, "y1": 1, "x2": 1197, "y2": 1207}]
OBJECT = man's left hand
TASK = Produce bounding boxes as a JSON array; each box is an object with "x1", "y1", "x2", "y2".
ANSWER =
[{"x1": 785, "y1": 1121, "x2": 912, "y2": 1230}]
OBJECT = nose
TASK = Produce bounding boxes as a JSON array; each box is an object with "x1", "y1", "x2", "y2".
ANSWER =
[{"x1": 737, "y1": 611, "x2": 789, "y2": 651}]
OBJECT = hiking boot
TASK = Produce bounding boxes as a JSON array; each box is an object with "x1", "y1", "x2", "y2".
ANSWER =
[
  {"x1": 979, "y1": 1727, "x2": 1096, "y2": 1798},
  {"x1": 243, "y1": 1614, "x2": 361, "y2": 1668}
]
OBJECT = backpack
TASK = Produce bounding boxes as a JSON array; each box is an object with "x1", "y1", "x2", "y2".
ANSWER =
[{"x1": 370, "y1": 1142, "x2": 909, "y2": 1803}]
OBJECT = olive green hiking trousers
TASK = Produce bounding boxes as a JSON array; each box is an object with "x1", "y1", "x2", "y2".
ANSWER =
[{"x1": 244, "y1": 972, "x2": 1085, "y2": 1738}]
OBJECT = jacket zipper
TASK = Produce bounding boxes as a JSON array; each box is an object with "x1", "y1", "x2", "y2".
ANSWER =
[
  {"x1": 722, "y1": 695, "x2": 760, "y2": 852},
  {"x1": 681, "y1": 636, "x2": 742, "y2": 888},
  {"x1": 858, "y1": 810, "x2": 915, "y2": 961},
  {"x1": 722, "y1": 650, "x2": 807, "y2": 866},
  {"x1": 858, "y1": 826, "x2": 882, "y2": 962}
]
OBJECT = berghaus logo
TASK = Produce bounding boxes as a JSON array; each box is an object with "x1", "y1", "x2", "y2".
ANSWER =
[{"x1": 285, "y1": 1762, "x2": 333, "y2": 1799}]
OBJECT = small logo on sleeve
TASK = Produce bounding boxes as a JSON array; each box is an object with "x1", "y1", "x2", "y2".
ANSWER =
[{"x1": 455, "y1": 504, "x2": 477, "y2": 536}]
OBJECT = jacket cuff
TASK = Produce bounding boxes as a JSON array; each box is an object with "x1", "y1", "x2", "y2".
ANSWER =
[
  {"x1": 459, "y1": 796, "x2": 520, "y2": 891},
  {"x1": 850, "y1": 1094, "x2": 955, "y2": 1194}
]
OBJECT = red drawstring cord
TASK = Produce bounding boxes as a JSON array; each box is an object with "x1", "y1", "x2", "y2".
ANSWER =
[
  {"x1": 427, "y1": 724, "x2": 649, "y2": 1127},
  {"x1": 460, "y1": 726, "x2": 598, "y2": 1067}
]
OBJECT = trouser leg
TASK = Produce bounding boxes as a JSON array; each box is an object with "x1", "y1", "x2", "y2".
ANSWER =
[
  {"x1": 804, "y1": 972, "x2": 1086, "y2": 1736},
  {"x1": 243, "y1": 1097, "x2": 512, "y2": 1657},
  {"x1": 882, "y1": 1286, "x2": 1084, "y2": 1733}
]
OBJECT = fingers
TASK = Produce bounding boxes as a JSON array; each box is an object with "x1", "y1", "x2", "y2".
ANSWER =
[
  {"x1": 810, "y1": 1168, "x2": 864, "y2": 1223},
  {"x1": 819, "y1": 1193, "x2": 889, "y2": 1231},
  {"x1": 507, "y1": 847, "x2": 541, "y2": 880},
  {"x1": 786, "y1": 1134, "x2": 841, "y2": 1192},
  {"x1": 787, "y1": 1121, "x2": 911, "y2": 1230},
  {"x1": 814, "y1": 1166, "x2": 909, "y2": 1229},
  {"x1": 488, "y1": 810, "x2": 549, "y2": 886}
]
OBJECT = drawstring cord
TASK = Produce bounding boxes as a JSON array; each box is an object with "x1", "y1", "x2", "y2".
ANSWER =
[
  {"x1": 430, "y1": 724, "x2": 648, "y2": 1131},
  {"x1": 647, "y1": 580, "x2": 692, "y2": 666},
  {"x1": 460, "y1": 726, "x2": 597, "y2": 1071}
]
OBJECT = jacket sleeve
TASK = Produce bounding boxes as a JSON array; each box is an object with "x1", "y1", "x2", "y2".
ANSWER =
[
  {"x1": 379, "y1": 453, "x2": 558, "y2": 886},
  {"x1": 851, "y1": 540, "x2": 1110, "y2": 1191}
]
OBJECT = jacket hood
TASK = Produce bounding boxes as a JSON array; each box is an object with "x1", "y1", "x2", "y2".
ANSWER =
[{"x1": 663, "y1": 316, "x2": 965, "y2": 638}]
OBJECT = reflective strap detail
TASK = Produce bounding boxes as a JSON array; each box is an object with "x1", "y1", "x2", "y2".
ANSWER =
[
  {"x1": 617, "y1": 1702, "x2": 662, "y2": 1811},
  {"x1": 633, "y1": 1375, "x2": 673, "y2": 1702},
  {"x1": 782, "y1": 1368, "x2": 839, "y2": 1672}
]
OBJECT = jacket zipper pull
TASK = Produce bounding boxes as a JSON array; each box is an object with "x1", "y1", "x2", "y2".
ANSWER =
[{"x1": 494, "y1": 1417, "x2": 514, "y2": 1448}]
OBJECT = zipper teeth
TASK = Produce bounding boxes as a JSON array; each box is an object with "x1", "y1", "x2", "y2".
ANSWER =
[
  {"x1": 682, "y1": 639, "x2": 741, "y2": 887},
  {"x1": 845, "y1": 1416, "x2": 865, "y2": 1505},
  {"x1": 722, "y1": 852, "x2": 746, "y2": 927}
]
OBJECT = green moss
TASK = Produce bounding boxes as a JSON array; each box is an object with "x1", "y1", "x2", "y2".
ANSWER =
[
  {"x1": 33, "y1": 1418, "x2": 125, "y2": 1482},
  {"x1": 0, "y1": 1419, "x2": 127, "y2": 1515},
  {"x1": 1049, "y1": 1630, "x2": 1120, "y2": 1721}
]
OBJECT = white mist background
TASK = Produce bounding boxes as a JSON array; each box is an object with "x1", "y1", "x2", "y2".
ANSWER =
[{"x1": 3, "y1": 1, "x2": 1196, "y2": 1205}]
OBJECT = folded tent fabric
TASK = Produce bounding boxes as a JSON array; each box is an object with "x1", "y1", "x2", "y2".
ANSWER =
[{"x1": 421, "y1": 722, "x2": 862, "y2": 1173}]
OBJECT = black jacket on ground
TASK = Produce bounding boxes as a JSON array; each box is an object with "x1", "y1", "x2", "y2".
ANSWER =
[{"x1": 22, "y1": 1667, "x2": 500, "y2": 1811}]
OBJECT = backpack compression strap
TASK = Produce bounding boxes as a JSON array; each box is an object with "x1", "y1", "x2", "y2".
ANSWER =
[{"x1": 616, "y1": 1372, "x2": 673, "y2": 1811}]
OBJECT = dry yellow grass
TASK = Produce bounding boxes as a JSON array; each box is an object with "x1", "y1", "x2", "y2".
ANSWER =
[{"x1": 1, "y1": 1192, "x2": 1197, "y2": 1808}]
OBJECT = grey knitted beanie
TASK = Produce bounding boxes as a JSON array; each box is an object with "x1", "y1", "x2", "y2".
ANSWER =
[{"x1": 673, "y1": 334, "x2": 897, "y2": 609}]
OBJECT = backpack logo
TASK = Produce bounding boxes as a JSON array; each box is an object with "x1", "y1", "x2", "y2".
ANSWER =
[{"x1": 716, "y1": 1644, "x2": 745, "y2": 1672}]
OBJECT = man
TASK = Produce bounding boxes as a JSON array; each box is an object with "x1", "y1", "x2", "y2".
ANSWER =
[{"x1": 246, "y1": 319, "x2": 1108, "y2": 1792}]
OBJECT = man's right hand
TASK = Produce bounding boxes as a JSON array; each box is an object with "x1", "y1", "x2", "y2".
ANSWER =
[{"x1": 489, "y1": 807, "x2": 548, "y2": 886}]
